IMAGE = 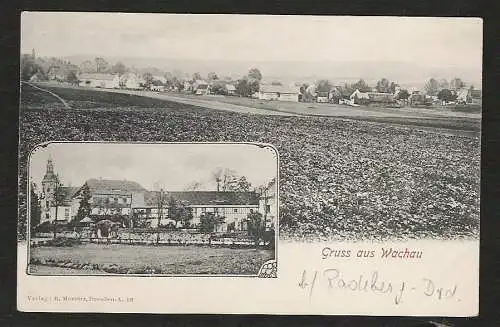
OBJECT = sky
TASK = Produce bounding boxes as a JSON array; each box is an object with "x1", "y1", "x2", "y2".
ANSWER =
[
  {"x1": 29, "y1": 142, "x2": 278, "y2": 192},
  {"x1": 21, "y1": 13, "x2": 482, "y2": 71}
]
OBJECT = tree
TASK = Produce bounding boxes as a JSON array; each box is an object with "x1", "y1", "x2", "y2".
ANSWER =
[
  {"x1": 437, "y1": 89, "x2": 456, "y2": 103},
  {"x1": 65, "y1": 70, "x2": 79, "y2": 85},
  {"x1": 199, "y1": 212, "x2": 225, "y2": 233},
  {"x1": 168, "y1": 196, "x2": 193, "y2": 228},
  {"x1": 207, "y1": 72, "x2": 219, "y2": 80},
  {"x1": 94, "y1": 57, "x2": 109, "y2": 73},
  {"x1": 192, "y1": 72, "x2": 202, "y2": 81},
  {"x1": 248, "y1": 68, "x2": 262, "y2": 81},
  {"x1": 110, "y1": 61, "x2": 127, "y2": 75},
  {"x1": 80, "y1": 60, "x2": 96, "y2": 73},
  {"x1": 236, "y1": 176, "x2": 251, "y2": 192},
  {"x1": 143, "y1": 72, "x2": 154, "y2": 87},
  {"x1": 450, "y1": 77, "x2": 465, "y2": 90},
  {"x1": 424, "y1": 78, "x2": 440, "y2": 96},
  {"x1": 211, "y1": 168, "x2": 252, "y2": 192},
  {"x1": 316, "y1": 80, "x2": 332, "y2": 93},
  {"x1": 396, "y1": 89, "x2": 410, "y2": 100},
  {"x1": 210, "y1": 83, "x2": 226, "y2": 95},
  {"x1": 389, "y1": 82, "x2": 398, "y2": 94},
  {"x1": 376, "y1": 78, "x2": 391, "y2": 93},
  {"x1": 438, "y1": 78, "x2": 449, "y2": 90},
  {"x1": 247, "y1": 210, "x2": 264, "y2": 246},
  {"x1": 352, "y1": 79, "x2": 371, "y2": 92},
  {"x1": 235, "y1": 78, "x2": 252, "y2": 97},
  {"x1": 75, "y1": 183, "x2": 92, "y2": 223},
  {"x1": 21, "y1": 54, "x2": 43, "y2": 81},
  {"x1": 52, "y1": 180, "x2": 66, "y2": 239},
  {"x1": 248, "y1": 79, "x2": 260, "y2": 95},
  {"x1": 30, "y1": 182, "x2": 42, "y2": 231}
]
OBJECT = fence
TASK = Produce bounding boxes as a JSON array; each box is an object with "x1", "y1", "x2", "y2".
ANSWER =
[{"x1": 31, "y1": 228, "x2": 269, "y2": 248}]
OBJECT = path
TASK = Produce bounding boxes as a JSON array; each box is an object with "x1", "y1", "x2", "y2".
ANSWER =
[{"x1": 22, "y1": 81, "x2": 71, "y2": 109}]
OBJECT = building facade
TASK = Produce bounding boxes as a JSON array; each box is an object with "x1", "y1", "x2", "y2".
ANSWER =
[
  {"x1": 37, "y1": 159, "x2": 275, "y2": 233},
  {"x1": 78, "y1": 73, "x2": 120, "y2": 89}
]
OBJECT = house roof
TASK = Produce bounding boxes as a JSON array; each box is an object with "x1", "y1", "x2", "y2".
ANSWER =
[
  {"x1": 225, "y1": 84, "x2": 236, "y2": 91},
  {"x1": 59, "y1": 186, "x2": 80, "y2": 205},
  {"x1": 260, "y1": 85, "x2": 300, "y2": 94},
  {"x1": 350, "y1": 89, "x2": 370, "y2": 99},
  {"x1": 197, "y1": 84, "x2": 209, "y2": 90},
  {"x1": 143, "y1": 191, "x2": 260, "y2": 207},
  {"x1": 84, "y1": 178, "x2": 147, "y2": 195},
  {"x1": 79, "y1": 73, "x2": 118, "y2": 81}
]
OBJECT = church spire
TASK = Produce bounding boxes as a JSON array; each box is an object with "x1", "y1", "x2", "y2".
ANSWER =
[{"x1": 42, "y1": 156, "x2": 57, "y2": 184}]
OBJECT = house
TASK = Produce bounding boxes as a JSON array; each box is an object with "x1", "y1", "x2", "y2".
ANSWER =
[
  {"x1": 150, "y1": 80, "x2": 165, "y2": 92},
  {"x1": 258, "y1": 85, "x2": 300, "y2": 102},
  {"x1": 152, "y1": 75, "x2": 167, "y2": 84},
  {"x1": 349, "y1": 89, "x2": 370, "y2": 105},
  {"x1": 47, "y1": 66, "x2": 66, "y2": 81},
  {"x1": 366, "y1": 92, "x2": 396, "y2": 104},
  {"x1": 134, "y1": 191, "x2": 260, "y2": 231},
  {"x1": 316, "y1": 91, "x2": 330, "y2": 103},
  {"x1": 225, "y1": 84, "x2": 236, "y2": 95},
  {"x1": 38, "y1": 158, "x2": 272, "y2": 233},
  {"x1": 455, "y1": 88, "x2": 472, "y2": 104},
  {"x1": 79, "y1": 73, "x2": 120, "y2": 89},
  {"x1": 193, "y1": 80, "x2": 210, "y2": 95},
  {"x1": 408, "y1": 91, "x2": 432, "y2": 106},
  {"x1": 29, "y1": 74, "x2": 41, "y2": 83},
  {"x1": 120, "y1": 73, "x2": 144, "y2": 90}
]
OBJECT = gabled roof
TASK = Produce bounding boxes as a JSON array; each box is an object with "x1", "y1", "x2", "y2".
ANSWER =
[
  {"x1": 143, "y1": 191, "x2": 260, "y2": 207},
  {"x1": 84, "y1": 178, "x2": 147, "y2": 195},
  {"x1": 79, "y1": 73, "x2": 118, "y2": 81},
  {"x1": 226, "y1": 84, "x2": 236, "y2": 91},
  {"x1": 59, "y1": 186, "x2": 80, "y2": 205},
  {"x1": 260, "y1": 85, "x2": 300, "y2": 94}
]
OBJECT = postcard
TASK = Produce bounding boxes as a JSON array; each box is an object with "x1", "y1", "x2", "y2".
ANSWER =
[{"x1": 18, "y1": 12, "x2": 481, "y2": 317}]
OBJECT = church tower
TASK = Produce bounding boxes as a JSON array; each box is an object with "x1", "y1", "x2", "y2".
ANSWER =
[{"x1": 40, "y1": 157, "x2": 59, "y2": 222}]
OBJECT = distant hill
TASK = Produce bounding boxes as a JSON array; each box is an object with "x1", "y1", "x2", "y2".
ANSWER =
[{"x1": 62, "y1": 55, "x2": 482, "y2": 88}]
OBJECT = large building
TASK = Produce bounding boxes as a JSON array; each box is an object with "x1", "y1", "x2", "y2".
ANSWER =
[
  {"x1": 258, "y1": 85, "x2": 300, "y2": 102},
  {"x1": 38, "y1": 159, "x2": 275, "y2": 232},
  {"x1": 78, "y1": 73, "x2": 120, "y2": 89}
]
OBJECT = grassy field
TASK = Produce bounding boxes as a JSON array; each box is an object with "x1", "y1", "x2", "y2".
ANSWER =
[
  {"x1": 30, "y1": 243, "x2": 273, "y2": 275},
  {"x1": 19, "y1": 84, "x2": 480, "y2": 241},
  {"x1": 165, "y1": 90, "x2": 482, "y2": 118}
]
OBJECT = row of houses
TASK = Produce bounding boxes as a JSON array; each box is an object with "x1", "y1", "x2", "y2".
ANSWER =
[
  {"x1": 78, "y1": 72, "x2": 148, "y2": 90},
  {"x1": 38, "y1": 158, "x2": 277, "y2": 233}
]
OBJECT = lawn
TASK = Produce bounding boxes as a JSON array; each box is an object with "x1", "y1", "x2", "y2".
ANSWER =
[
  {"x1": 30, "y1": 243, "x2": 274, "y2": 275},
  {"x1": 18, "y1": 84, "x2": 481, "y2": 241}
]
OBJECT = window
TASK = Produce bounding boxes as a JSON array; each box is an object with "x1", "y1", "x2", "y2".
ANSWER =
[
  {"x1": 114, "y1": 197, "x2": 118, "y2": 203},
  {"x1": 233, "y1": 208, "x2": 238, "y2": 213},
  {"x1": 266, "y1": 205, "x2": 271, "y2": 213},
  {"x1": 46, "y1": 201, "x2": 49, "y2": 208},
  {"x1": 64, "y1": 208, "x2": 70, "y2": 219},
  {"x1": 123, "y1": 197, "x2": 128, "y2": 204},
  {"x1": 201, "y1": 208, "x2": 206, "y2": 213}
]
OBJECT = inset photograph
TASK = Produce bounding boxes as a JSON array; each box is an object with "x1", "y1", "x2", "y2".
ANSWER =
[{"x1": 27, "y1": 142, "x2": 278, "y2": 276}]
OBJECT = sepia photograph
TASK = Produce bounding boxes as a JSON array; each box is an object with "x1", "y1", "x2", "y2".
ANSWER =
[
  {"x1": 26, "y1": 142, "x2": 278, "y2": 276},
  {"x1": 17, "y1": 13, "x2": 481, "y2": 315}
]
